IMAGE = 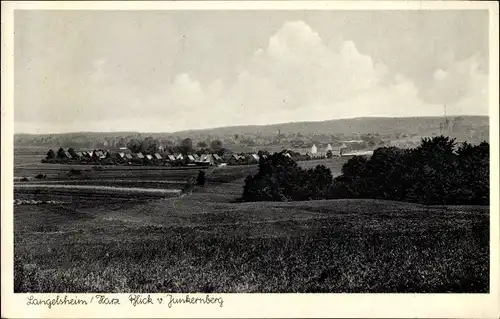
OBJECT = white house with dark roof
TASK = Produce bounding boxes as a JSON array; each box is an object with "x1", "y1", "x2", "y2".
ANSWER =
[
  {"x1": 212, "y1": 154, "x2": 223, "y2": 162},
  {"x1": 197, "y1": 154, "x2": 213, "y2": 166},
  {"x1": 310, "y1": 144, "x2": 318, "y2": 154},
  {"x1": 248, "y1": 153, "x2": 260, "y2": 163}
]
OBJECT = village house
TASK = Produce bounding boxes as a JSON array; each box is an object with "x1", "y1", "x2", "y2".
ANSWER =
[
  {"x1": 197, "y1": 154, "x2": 214, "y2": 166},
  {"x1": 212, "y1": 153, "x2": 223, "y2": 164},
  {"x1": 248, "y1": 153, "x2": 260, "y2": 164},
  {"x1": 228, "y1": 154, "x2": 242, "y2": 165},
  {"x1": 113, "y1": 152, "x2": 126, "y2": 163},
  {"x1": 94, "y1": 150, "x2": 106, "y2": 159},
  {"x1": 310, "y1": 144, "x2": 318, "y2": 154}
]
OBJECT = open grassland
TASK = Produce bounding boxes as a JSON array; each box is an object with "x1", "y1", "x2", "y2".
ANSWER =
[
  {"x1": 14, "y1": 196, "x2": 488, "y2": 293},
  {"x1": 13, "y1": 160, "x2": 260, "y2": 202},
  {"x1": 13, "y1": 155, "x2": 488, "y2": 293}
]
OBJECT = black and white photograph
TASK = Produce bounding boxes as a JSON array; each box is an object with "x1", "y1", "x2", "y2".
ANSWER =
[{"x1": 2, "y1": 1, "x2": 499, "y2": 317}]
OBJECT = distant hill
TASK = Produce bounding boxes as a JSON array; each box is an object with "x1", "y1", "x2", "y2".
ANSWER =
[
  {"x1": 172, "y1": 115, "x2": 489, "y2": 137},
  {"x1": 14, "y1": 116, "x2": 489, "y2": 149}
]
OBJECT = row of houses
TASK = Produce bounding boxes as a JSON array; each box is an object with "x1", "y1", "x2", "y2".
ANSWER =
[
  {"x1": 113, "y1": 152, "x2": 227, "y2": 166},
  {"x1": 57, "y1": 150, "x2": 232, "y2": 166},
  {"x1": 54, "y1": 146, "x2": 348, "y2": 167}
]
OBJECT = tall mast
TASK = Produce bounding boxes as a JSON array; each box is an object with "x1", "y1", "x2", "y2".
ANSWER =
[{"x1": 444, "y1": 104, "x2": 449, "y2": 126}]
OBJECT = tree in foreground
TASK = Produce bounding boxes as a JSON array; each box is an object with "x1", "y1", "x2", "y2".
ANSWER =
[
  {"x1": 243, "y1": 151, "x2": 332, "y2": 202},
  {"x1": 329, "y1": 135, "x2": 489, "y2": 205}
]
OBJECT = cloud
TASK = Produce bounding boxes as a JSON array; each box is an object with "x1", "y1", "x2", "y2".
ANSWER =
[
  {"x1": 15, "y1": 19, "x2": 489, "y2": 133},
  {"x1": 424, "y1": 53, "x2": 488, "y2": 115},
  {"x1": 143, "y1": 20, "x2": 487, "y2": 131},
  {"x1": 433, "y1": 69, "x2": 448, "y2": 81}
]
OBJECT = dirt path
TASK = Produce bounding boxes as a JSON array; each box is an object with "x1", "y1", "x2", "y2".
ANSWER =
[
  {"x1": 14, "y1": 184, "x2": 181, "y2": 194},
  {"x1": 14, "y1": 179, "x2": 185, "y2": 184}
]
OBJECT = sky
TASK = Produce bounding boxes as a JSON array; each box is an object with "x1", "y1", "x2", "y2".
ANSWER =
[{"x1": 14, "y1": 10, "x2": 489, "y2": 134}]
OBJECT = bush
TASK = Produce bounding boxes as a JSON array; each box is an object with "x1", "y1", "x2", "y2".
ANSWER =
[
  {"x1": 241, "y1": 136, "x2": 489, "y2": 206},
  {"x1": 182, "y1": 178, "x2": 196, "y2": 194},
  {"x1": 329, "y1": 136, "x2": 489, "y2": 205},
  {"x1": 242, "y1": 151, "x2": 332, "y2": 202},
  {"x1": 46, "y1": 149, "x2": 56, "y2": 160},
  {"x1": 196, "y1": 170, "x2": 206, "y2": 186}
]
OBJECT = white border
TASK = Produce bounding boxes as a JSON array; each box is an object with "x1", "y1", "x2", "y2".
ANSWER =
[{"x1": 2, "y1": 2, "x2": 499, "y2": 318}]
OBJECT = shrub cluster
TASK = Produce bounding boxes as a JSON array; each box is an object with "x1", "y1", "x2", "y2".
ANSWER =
[
  {"x1": 329, "y1": 136, "x2": 489, "y2": 205},
  {"x1": 242, "y1": 151, "x2": 333, "y2": 201},
  {"x1": 241, "y1": 136, "x2": 489, "y2": 206}
]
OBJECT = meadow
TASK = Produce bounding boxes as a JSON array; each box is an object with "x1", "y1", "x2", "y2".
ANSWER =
[{"x1": 13, "y1": 152, "x2": 489, "y2": 293}]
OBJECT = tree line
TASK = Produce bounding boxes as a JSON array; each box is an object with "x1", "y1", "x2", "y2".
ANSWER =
[
  {"x1": 126, "y1": 137, "x2": 225, "y2": 155},
  {"x1": 242, "y1": 136, "x2": 489, "y2": 206}
]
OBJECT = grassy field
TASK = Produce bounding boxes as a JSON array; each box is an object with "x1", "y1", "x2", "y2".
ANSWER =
[
  {"x1": 13, "y1": 154, "x2": 489, "y2": 293},
  {"x1": 14, "y1": 198, "x2": 489, "y2": 293}
]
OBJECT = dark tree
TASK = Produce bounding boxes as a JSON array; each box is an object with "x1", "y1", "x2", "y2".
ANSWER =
[
  {"x1": 210, "y1": 140, "x2": 224, "y2": 152},
  {"x1": 243, "y1": 151, "x2": 332, "y2": 202},
  {"x1": 56, "y1": 147, "x2": 66, "y2": 159},
  {"x1": 141, "y1": 136, "x2": 158, "y2": 154},
  {"x1": 127, "y1": 139, "x2": 142, "y2": 153},
  {"x1": 328, "y1": 136, "x2": 489, "y2": 206},
  {"x1": 179, "y1": 138, "x2": 194, "y2": 155},
  {"x1": 46, "y1": 149, "x2": 56, "y2": 159},
  {"x1": 196, "y1": 170, "x2": 206, "y2": 186}
]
